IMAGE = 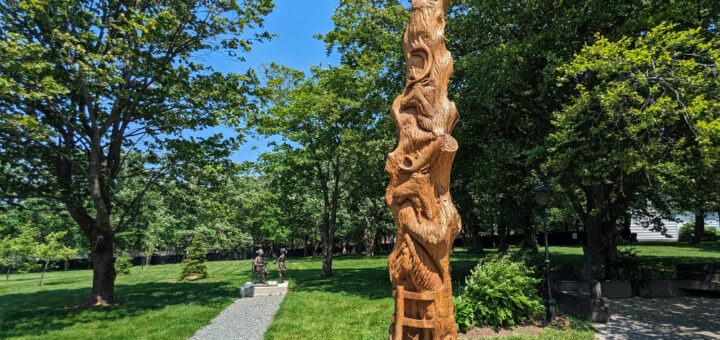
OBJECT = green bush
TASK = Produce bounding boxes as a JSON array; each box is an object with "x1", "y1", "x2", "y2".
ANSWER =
[
  {"x1": 679, "y1": 222, "x2": 720, "y2": 242},
  {"x1": 457, "y1": 254, "x2": 544, "y2": 329},
  {"x1": 115, "y1": 254, "x2": 133, "y2": 275},
  {"x1": 178, "y1": 235, "x2": 209, "y2": 281},
  {"x1": 453, "y1": 295, "x2": 475, "y2": 332}
]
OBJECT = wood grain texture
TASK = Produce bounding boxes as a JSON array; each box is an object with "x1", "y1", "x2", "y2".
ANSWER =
[{"x1": 386, "y1": 1, "x2": 460, "y2": 339}]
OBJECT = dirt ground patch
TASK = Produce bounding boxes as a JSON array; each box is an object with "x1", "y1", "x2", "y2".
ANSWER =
[
  {"x1": 460, "y1": 324, "x2": 544, "y2": 339},
  {"x1": 459, "y1": 317, "x2": 575, "y2": 339}
]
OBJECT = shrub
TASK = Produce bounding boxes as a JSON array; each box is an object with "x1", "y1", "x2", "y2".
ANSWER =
[
  {"x1": 458, "y1": 254, "x2": 544, "y2": 329},
  {"x1": 115, "y1": 254, "x2": 133, "y2": 275},
  {"x1": 453, "y1": 295, "x2": 475, "y2": 332},
  {"x1": 679, "y1": 222, "x2": 720, "y2": 242},
  {"x1": 179, "y1": 235, "x2": 209, "y2": 281},
  {"x1": 605, "y1": 241, "x2": 641, "y2": 285}
]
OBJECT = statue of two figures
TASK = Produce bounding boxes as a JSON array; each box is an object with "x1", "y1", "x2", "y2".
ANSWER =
[{"x1": 253, "y1": 248, "x2": 287, "y2": 284}]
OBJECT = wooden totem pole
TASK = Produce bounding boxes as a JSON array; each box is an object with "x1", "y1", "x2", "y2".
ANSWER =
[{"x1": 385, "y1": 0, "x2": 460, "y2": 339}]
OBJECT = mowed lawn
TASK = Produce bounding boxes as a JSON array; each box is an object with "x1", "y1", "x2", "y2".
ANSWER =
[
  {"x1": 550, "y1": 242, "x2": 720, "y2": 269},
  {"x1": 0, "y1": 261, "x2": 251, "y2": 340},
  {"x1": 263, "y1": 250, "x2": 480, "y2": 340},
  {"x1": 1, "y1": 243, "x2": 718, "y2": 339},
  {"x1": 0, "y1": 251, "x2": 479, "y2": 340}
]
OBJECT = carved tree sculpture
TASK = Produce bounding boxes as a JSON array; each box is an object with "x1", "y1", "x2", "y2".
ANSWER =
[{"x1": 385, "y1": 0, "x2": 461, "y2": 339}]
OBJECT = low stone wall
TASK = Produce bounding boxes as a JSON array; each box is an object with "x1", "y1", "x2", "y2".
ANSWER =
[{"x1": 554, "y1": 290, "x2": 610, "y2": 323}]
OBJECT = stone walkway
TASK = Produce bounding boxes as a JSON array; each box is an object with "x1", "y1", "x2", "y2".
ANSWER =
[
  {"x1": 594, "y1": 297, "x2": 720, "y2": 339},
  {"x1": 190, "y1": 295, "x2": 285, "y2": 340}
]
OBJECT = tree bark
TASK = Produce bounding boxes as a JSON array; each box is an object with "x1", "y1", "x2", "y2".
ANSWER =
[
  {"x1": 692, "y1": 209, "x2": 706, "y2": 244},
  {"x1": 363, "y1": 224, "x2": 376, "y2": 257},
  {"x1": 619, "y1": 211, "x2": 632, "y2": 241},
  {"x1": 39, "y1": 259, "x2": 50, "y2": 286},
  {"x1": 498, "y1": 223, "x2": 509, "y2": 253},
  {"x1": 90, "y1": 222, "x2": 116, "y2": 305},
  {"x1": 573, "y1": 184, "x2": 629, "y2": 280},
  {"x1": 520, "y1": 212, "x2": 538, "y2": 254},
  {"x1": 321, "y1": 175, "x2": 333, "y2": 276}
]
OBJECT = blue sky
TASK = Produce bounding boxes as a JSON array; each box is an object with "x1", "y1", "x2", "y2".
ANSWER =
[{"x1": 207, "y1": 0, "x2": 341, "y2": 163}]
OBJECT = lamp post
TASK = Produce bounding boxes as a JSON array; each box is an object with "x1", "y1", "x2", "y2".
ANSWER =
[{"x1": 534, "y1": 183, "x2": 555, "y2": 322}]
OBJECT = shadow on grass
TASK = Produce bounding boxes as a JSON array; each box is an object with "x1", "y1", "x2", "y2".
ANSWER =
[
  {"x1": 285, "y1": 249, "x2": 482, "y2": 300},
  {"x1": 0, "y1": 280, "x2": 236, "y2": 339}
]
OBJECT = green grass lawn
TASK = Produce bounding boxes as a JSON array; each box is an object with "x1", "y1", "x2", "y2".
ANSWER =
[
  {"x1": 263, "y1": 250, "x2": 480, "y2": 340},
  {"x1": 0, "y1": 261, "x2": 251, "y2": 340},
  {"x1": 1, "y1": 242, "x2": 717, "y2": 339},
  {"x1": 549, "y1": 242, "x2": 720, "y2": 278},
  {"x1": 264, "y1": 249, "x2": 594, "y2": 340}
]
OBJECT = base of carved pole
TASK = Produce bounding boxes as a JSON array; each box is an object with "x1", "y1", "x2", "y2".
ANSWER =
[{"x1": 391, "y1": 286, "x2": 449, "y2": 339}]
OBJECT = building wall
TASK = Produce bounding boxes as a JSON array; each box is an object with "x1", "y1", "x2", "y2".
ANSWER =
[{"x1": 631, "y1": 214, "x2": 720, "y2": 242}]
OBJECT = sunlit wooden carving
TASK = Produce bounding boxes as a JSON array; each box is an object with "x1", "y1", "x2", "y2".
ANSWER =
[{"x1": 385, "y1": 0, "x2": 460, "y2": 339}]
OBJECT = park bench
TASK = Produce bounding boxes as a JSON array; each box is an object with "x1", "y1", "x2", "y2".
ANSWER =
[{"x1": 677, "y1": 263, "x2": 720, "y2": 292}]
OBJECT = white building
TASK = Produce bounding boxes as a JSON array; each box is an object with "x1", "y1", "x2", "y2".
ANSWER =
[{"x1": 630, "y1": 213, "x2": 719, "y2": 242}]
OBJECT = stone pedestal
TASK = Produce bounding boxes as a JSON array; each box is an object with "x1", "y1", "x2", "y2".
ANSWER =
[{"x1": 240, "y1": 281, "x2": 288, "y2": 298}]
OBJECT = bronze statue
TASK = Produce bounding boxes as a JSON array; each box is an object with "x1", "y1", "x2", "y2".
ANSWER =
[
  {"x1": 254, "y1": 249, "x2": 268, "y2": 284},
  {"x1": 273, "y1": 248, "x2": 287, "y2": 283},
  {"x1": 386, "y1": 0, "x2": 461, "y2": 339}
]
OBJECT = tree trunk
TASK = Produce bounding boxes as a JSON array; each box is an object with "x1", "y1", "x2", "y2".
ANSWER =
[
  {"x1": 692, "y1": 209, "x2": 706, "y2": 245},
  {"x1": 143, "y1": 249, "x2": 151, "y2": 269},
  {"x1": 39, "y1": 259, "x2": 50, "y2": 286},
  {"x1": 363, "y1": 227, "x2": 376, "y2": 257},
  {"x1": 576, "y1": 184, "x2": 628, "y2": 280},
  {"x1": 520, "y1": 212, "x2": 538, "y2": 254},
  {"x1": 582, "y1": 216, "x2": 617, "y2": 280},
  {"x1": 321, "y1": 200, "x2": 333, "y2": 276},
  {"x1": 498, "y1": 223, "x2": 509, "y2": 253},
  {"x1": 619, "y1": 211, "x2": 632, "y2": 241},
  {"x1": 90, "y1": 228, "x2": 116, "y2": 305}
]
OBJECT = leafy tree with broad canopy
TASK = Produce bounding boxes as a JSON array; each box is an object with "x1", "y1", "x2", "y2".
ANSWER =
[
  {"x1": 549, "y1": 23, "x2": 720, "y2": 276},
  {"x1": 0, "y1": 0, "x2": 273, "y2": 305}
]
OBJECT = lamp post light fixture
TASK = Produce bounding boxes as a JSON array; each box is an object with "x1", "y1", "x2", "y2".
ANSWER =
[{"x1": 534, "y1": 183, "x2": 555, "y2": 322}]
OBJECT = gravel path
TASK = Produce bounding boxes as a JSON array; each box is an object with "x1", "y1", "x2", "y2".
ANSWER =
[
  {"x1": 594, "y1": 297, "x2": 720, "y2": 339},
  {"x1": 190, "y1": 295, "x2": 285, "y2": 340}
]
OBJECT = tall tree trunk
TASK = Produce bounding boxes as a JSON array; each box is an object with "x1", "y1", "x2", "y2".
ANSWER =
[
  {"x1": 582, "y1": 216, "x2": 617, "y2": 280},
  {"x1": 363, "y1": 221, "x2": 376, "y2": 257},
  {"x1": 520, "y1": 212, "x2": 538, "y2": 254},
  {"x1": 313, "y1": 221, "x2": 319, "y2": 258},
  {"x1": 321, "y1": 188, "x2": 333, "y2": 276},
  {"x1": 619, "y1": 211, "x2": 632, "y2": 241},
  {"x1": 692, "y1": 209, "x2": 706, "y2": 245},
  {"x1": 90, "y1": 223, "x2": 116, "y2": 305},
  {"x1": 498, "y1": 223, "x2": 509, "y2": 253},
  {"x1": 575, "y1": 184, "x2": 626, "y2": 280}
]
